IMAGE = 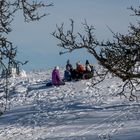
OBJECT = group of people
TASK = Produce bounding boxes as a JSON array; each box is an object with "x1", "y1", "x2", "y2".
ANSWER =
[{"x1": 49, "y1": 60, "x2": 94, "y2": 86}]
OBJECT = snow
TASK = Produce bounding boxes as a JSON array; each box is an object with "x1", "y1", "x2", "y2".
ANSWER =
[{"x1": 0, "y1": 68, "x2": 140, "y2": 140}]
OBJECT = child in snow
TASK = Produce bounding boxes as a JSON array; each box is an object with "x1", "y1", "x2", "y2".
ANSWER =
[
  {"x1": 85, "y1": 60, "x2": 94, "y2": 73},
  {"x1": 52, "y1": 66, "x2": 65, "y2": 86},
  {"x1": 75, "y1": 61, "x2": 86, "y2": 79},
  {"x1": 66, "y1": 59, "x2": 73, "y2": 72},
  {"x1": 83, "y1": 60, "x2": 94, "y2": 79},
  {"x1": 64, "y1": 66, "x2": 72, "y2": 81}
]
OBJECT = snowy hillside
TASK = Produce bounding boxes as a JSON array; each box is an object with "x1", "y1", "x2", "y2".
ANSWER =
[{"x1": 0, "y1": 68, "x2": 140, "y2": 140}]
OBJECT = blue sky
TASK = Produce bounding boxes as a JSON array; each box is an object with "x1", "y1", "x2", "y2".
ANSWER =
[{"x1": 8, "y1": 0, "x2": 139, "y2": 71}]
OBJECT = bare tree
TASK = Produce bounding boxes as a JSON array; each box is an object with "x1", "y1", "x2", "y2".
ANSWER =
[
  {"x1": 52, "y1": 7, "x2": 140, "y2": 101},
  {"x1": 0, "y1": 0, "x2": 53, "y2": 113}
]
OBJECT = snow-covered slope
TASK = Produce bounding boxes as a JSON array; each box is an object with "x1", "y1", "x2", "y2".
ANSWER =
[{"x1": 0, "y1": 69, "x2": 140, "y2": 140}]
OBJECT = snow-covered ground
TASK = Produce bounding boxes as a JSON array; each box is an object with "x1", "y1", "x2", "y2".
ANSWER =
[{"x1": 0, "y1": 68, "x2": 140, "y2": 140}]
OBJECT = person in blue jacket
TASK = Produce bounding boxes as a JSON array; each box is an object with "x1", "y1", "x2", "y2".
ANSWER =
[{"x1": 64, "y1": 65, "x2": 72, "y2": 81}]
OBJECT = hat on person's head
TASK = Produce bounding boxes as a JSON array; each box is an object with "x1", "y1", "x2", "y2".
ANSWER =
[
  {"x1": 55, "y1": 66, "x2": 59, "y2": 70},
  {"x1": 76, "y1": 61, "x2": 80, "y2": 65},
  {"x1": 67, "y1": 59, "x2": 70, "y2": 64},
  {"x1": 86, "y1": 60, "x2": 89, "y2": 65}
]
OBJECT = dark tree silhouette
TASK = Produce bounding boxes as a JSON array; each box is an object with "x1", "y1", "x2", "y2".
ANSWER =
[
  {"x1": 0, "y1": 0, "x2": 53, "y2": 113},
  {"x1": 52, "y1": 7, "x2": 140, "y2": 101}
]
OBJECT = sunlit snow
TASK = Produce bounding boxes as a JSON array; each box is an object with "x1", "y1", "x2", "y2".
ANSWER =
[{"x1": 0, "y1": 68, "x2": 140, "y2": 140}]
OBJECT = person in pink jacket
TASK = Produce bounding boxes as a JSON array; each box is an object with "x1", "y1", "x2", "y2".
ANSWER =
[{"x1": 52, "y1": 66, "x2": 65, "y2": 86}]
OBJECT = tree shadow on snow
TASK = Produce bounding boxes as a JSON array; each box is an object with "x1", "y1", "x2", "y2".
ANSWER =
[
  {"x1": 0, "y1": 98, "x2": 140, "y2": 128},
  {"x1": 27, "y1": 80, "x2": 53, "y2": 92}
]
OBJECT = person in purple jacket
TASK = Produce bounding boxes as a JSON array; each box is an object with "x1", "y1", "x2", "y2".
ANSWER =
[{"x1": 52, "y1": 66, "x2": 65, "y2": 86}]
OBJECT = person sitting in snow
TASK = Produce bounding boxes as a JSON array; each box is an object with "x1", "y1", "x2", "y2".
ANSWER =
[
  {"x1": 64, "y1": 65, "x2": 72, "y2": 81},
  {"x1": 52, "y1": 66, "x2": 65, "y2": 86},
  {"x1": 66, "y1": 60, "x2": 73, "y2": 73},
  {"x1": 75, "y1": 61, "x2": 86, "y2": 79},
  {"x1": 83, "y1": 60, "x2": 94, "y2": 79},
  {"x1": 66, "y1": 59, "x2": 77, "y2": 80},
  {"x1": 85, "y1": 60, "x2": 91, "y2": 72}
]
